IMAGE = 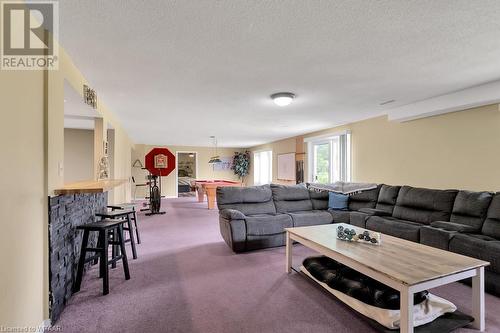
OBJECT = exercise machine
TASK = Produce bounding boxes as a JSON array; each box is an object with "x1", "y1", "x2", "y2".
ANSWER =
[
  {"x1": 141, "y1": 147, "x2": 176, "y2": 216},
  {"x1": 141, "y1": 171, "x2": 166, "y2": 215}
]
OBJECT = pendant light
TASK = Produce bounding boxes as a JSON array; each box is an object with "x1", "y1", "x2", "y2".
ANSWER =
[{"x1": 208, "y1": 136, "x2": 221, "y2": 164}]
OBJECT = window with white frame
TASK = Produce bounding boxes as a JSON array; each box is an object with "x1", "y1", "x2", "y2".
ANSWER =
[
  {"x1": 306, "y1": 131, "x2": 351, "y2": 183},
  {"x1": 253, "y1": 150, "x2": 272, "y2": 185}
]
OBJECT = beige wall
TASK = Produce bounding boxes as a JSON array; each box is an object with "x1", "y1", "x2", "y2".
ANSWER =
[
  {"x1": 110, "y1": 127, "x2": 132, "y2": 204},
  {"x1": 49, "y1": 48, "x2": 134, "y2": 204},
  {"x1": 132, "y1": 145, "x2": 241, "y2": 198},
  {"x1": 64, "y1": 129, "x2": 94, "y2": 183},
  {"x1": 0, "y1": 43, "x2": 136, "y2": 327},
  {"x1": 0, "y1": 70, "x2": 46, "y2": 326},
  {"x1": 247, "y1": 137, "x2": 297, "y2": 186},
  {"x1": 249, "y1": 104, "x2": 500, "y2": 192}
]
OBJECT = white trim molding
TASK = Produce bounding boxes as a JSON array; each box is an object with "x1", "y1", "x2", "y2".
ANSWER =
[
  {"x1": 388, "y1": 79, "x2": 500, "y2": 122},
  {"x1": 304, "y1": 130, "x2": 351, "y2": 143},
  {"x1": 174, "y1": 151, "x2": 199, "y2": 198}
]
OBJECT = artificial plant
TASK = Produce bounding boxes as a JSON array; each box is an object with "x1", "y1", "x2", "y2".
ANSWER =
[{"x1": 231, "y1": 151, "x2": 251, "y2": 184}]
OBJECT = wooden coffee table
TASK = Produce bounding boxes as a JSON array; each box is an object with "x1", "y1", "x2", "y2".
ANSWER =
[{"x1": 285, "y1": 223, "x2": 489, "y2": 333}]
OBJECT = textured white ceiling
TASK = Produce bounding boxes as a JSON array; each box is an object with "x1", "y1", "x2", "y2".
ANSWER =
[{"x1": 57, "y1": 0, "x2": 500, "y2": 147}]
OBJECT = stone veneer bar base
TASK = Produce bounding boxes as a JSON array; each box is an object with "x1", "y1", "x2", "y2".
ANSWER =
[{"x1": 48, "y1": 192, "x2": 108, "y2": 323}]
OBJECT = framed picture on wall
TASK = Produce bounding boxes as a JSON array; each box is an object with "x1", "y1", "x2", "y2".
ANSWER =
[
  {"x1": 213, "y1": 156, "x2": 233, "y2": 171},
  {"x1": 277, "y1": 152, "x2": 296, "y2": 181}
]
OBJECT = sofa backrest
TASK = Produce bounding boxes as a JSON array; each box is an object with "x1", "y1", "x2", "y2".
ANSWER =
[
  {"x1": 309, "y1": 190, "x2": 329, "y2": 210},
  {"x1": 392, "y1": 186, "x2": 458, "y2": 224},
  {"x1": 481, "y1": 193, "x2": 500, "y2": 239},
  {"x1": 347, "y1": 185, "x2": 381, "y2": 211},
  {"x1": 375, "y1": 185, "x2": 401, "y2": 214},
  {"x1": 271, "y1": 184, "x2": 313, "y2": 213},
  {"x1": 307, "y1": 184, "x2": 381, "y2": 211},
  {"x1": 449, "y1": 190, "x2": 493, "y2": 231},
  {"x1": 217, "y1": 184, "x2": 276, "y2": 216}
]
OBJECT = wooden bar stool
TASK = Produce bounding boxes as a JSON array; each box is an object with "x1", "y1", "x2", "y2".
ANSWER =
[
  {"x1": 73, "y1": 219, "x2": 130, "y2": 295},
  {"x1": 108, "y1": 203, "x2": 141, "y2": 244},
  {"x1": 96, "y1": 209, "x2": 138, "y2": 260}
]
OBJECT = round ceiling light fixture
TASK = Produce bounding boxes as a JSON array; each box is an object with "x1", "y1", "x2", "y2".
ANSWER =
[{"x1": 271, "y1": 92, "x2": 295, "y2": 107}]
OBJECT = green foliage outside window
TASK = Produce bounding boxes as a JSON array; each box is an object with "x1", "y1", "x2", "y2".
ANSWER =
[{"x1": 315, "y1": 144, "x2": 329, "y2": 183}]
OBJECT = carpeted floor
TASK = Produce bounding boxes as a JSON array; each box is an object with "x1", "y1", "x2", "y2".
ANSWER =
[{"x1": 54, "y1": 198, "x2": 500, "y2": 333}]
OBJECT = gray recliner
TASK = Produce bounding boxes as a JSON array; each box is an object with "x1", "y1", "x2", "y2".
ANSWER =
[
  {"x1": 217, "y1": 184, "x2": 292, "y2": 252},
  {"x1": 216, "y1": 183, "x2": 500, "y2": 296},
  {"x1": 420, "y1": 190, "x2": 493, "y2": 249},
  {"x1": 365, "y1": 186, "x2": 458, "y2": 242},
  {"x1": 271, "y1": 184, "x2": 333, "y2": 227},
  {"x1": 448, "y1": 193, "x2": 500, "y2": 295}
]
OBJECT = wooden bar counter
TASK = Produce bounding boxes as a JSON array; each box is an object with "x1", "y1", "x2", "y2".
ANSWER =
[
  {"x1": 49, "y1": 178, "x2": 127, "y2": 321},
  {"x1": 54, "y1": 179, "x2": 127, "y2": 195}
]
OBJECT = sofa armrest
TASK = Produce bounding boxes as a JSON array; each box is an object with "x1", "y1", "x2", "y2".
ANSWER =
[
  {"x1": 219, "y1": 216, "x2": 246, "y2": 252},
  {"x1": 219, "y1": 208, "x2": 246, "y2": 220},
  {"x1": 430, "y1": 221, "x2": 478, "y2": 233},
  {"x1": 357, "y1": 208, "x2": 391, "y2": 216}
]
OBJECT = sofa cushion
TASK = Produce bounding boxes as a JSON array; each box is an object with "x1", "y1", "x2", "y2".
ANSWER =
[
  {"x1": 275, "y1": 199, "x2": 313, "y2": 213},
  {"x1": 449, "y1": 190, "x2": 492, "y2": 231},
  {"x1": 482, "y1": 193, "x2": 500, "y2": 239},
  {"x1": 375, "y1": 185, "x2": 401, "y2": 214},
  {"x1": 217, "y1": 184, "x2": 272, "y2": 204},
  {"x1": 461, "y1": 233, "x2": 497, "y2": 241},
  {"x1": 347, "y1": 185, "x2": 381, "y2": 211},
  {"x1": 245, "y1": 214, "x2": 293, "y2": 236},
  {"x1": 217, "y1": 185, "x2": 277, "y2": 215},
  {"x1": 218, "y1": 200, "x2": 276, "y2": 216},
  {"x1": 328, "y1": 193, "x2": 349, "y2": 210},
  {"x1": 271, "y1": 183, "x2": 310, "y2": 201},
  {"x1": 420, "y1": 226, "x2": 457, "y2": 250},
  {"x1": 449, "y1": 233, "x2": 500, "y2": 273},
  {"x1": 358, "y1": 208, "x2": 391, "y2": 216},
  {"x1": 392, "y1": 186, "x2": 458, "y2": 224},
  {"x1": 366, "y1": 216, "x2": 421, "y2": 242},
  {"x1": 288, "y1": 210, "x2": 333, "y2": 227},
  {"x1": 430, "y1": 221, "x2": 479, "y2": 233},
  {"x1": 329, "y1": 210, "x2": 351, "y2": 224},
  {"x1": 309, "y1": 190, "x2": 329, "y2": 210},
  {"x1": 271, "y1": 184, "x2": 313, "y2": 213},
  {"x1": 349, "y1": 211, "x2": 369, "y2": 228}
]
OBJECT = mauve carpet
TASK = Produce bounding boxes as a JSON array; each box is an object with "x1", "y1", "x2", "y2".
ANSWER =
[{"x1": 54, "y1": 198, "x2": 500, "y2": 333}]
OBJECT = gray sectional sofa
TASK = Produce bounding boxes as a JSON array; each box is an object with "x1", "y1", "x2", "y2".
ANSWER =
[{"x1": 217, "y1": 183, "x2": 500, "y2": 296}]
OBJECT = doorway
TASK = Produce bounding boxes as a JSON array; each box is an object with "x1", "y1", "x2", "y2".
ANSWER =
[{"x1": 176, "y1": 152, "x2": 198, "y2": 197}]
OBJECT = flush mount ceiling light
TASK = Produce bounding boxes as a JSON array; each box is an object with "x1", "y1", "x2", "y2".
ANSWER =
[{"x1": 271, "y1": 92, "x2": 295, "y2": 107}]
